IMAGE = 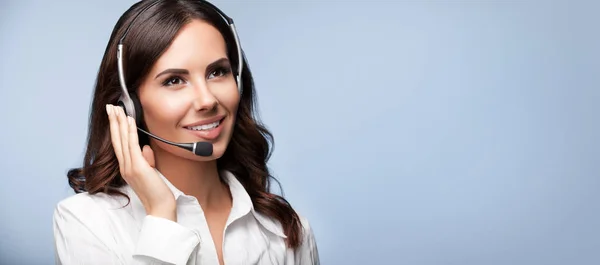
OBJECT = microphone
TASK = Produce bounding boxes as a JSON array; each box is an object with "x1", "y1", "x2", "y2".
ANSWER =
[{"x1": 136, "y1": 126, "x2": 213, "y2": 157}]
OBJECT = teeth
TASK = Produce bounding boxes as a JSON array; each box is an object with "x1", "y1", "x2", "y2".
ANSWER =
[{"x1": 187, "y1": 120, "x2": 220, "y2": 131}]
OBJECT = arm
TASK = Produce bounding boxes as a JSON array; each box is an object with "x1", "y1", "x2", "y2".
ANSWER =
[
  {"x1": 52, "y1": 105, "x2": 201, "y2": 264},
  {"x1": 53, "y1": 202, "x2": 200, "y2": 265}
]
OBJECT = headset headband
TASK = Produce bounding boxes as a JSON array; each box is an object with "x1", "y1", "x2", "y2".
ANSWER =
[{"x1": 116, "y1": 0, "x2": 244, "y2": 119}]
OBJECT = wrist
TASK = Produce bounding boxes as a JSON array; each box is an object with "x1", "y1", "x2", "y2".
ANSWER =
[{"x1": 148, "y1": 201, "x2": 177, "y2": 222}]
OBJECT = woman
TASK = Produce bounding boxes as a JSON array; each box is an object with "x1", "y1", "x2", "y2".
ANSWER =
[{"x1": 52, "y1": 0, "x2": 319, "y2": 264}]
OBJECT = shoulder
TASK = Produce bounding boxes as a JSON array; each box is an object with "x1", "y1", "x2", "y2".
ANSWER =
[
  {"x1": 53, "y1": 191, "x2": 135, "y2": 249},
  {"x1": 53, "y1": 191, "x2": 142, "y2": 264},
  {"x1": 53, "y1": 191, "x2": 129, "y2": 230},
  {"x1": 55, "y1": 190, "x2": 123, "y2": 213},
  {"x1": 250, "y1": 209, "x2": 318, "y2": 246},
  {"x1": 54, "y1": 192, "x2": 96, "y2": 219},
  {"x1": 298, "y1": 214, "x2": 312, "y2": 232},
  {"x1": 293, "y1": 213, "x2": 321, "y2": 264},
  {"x1": 297, "y1": 213, "x2": 317, "y2": 246}
]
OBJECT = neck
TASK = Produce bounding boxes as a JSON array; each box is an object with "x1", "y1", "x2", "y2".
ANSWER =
[{"x1": 152, "y1": 144, "x2": 230, "y2": 210}]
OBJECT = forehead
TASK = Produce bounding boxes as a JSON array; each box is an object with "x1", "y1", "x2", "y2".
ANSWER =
[{"x1": 153, "y1": 19, "x2": 228, "y2": 69}]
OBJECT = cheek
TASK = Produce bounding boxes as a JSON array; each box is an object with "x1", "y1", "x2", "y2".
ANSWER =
[
  {"x1": 216, "y1": 87, "x2": 241, "y2": 114},
  {"x1": 141, "y1": 93, "x2": 189, "y2": 128}
]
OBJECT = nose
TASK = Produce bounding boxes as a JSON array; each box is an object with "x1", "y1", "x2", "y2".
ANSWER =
[{"x1": 191, "y1": 81, "x2": 218, "y2": 112}]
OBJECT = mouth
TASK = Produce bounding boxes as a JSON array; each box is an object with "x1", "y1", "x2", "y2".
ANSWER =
[
  {"x1": 182, "y1": 116, "x2": 226, "y2": 141},
  {"x1": 184, "y1": 118, "x2": 223, "y2": 131}
]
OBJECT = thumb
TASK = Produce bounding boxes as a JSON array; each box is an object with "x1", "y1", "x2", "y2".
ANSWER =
[{"x1": 142, "y1": 145, "x2": 156, "y2": 168}]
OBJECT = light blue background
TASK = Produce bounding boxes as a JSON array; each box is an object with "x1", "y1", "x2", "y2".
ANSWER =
[{"x1": 1, "y1": 0, "x2": 599, "y2": 264}]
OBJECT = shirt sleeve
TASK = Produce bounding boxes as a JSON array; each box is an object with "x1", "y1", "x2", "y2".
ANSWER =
[
  {"x1": 294, "y1": 217, "x2": 321, "y2": 265},
  {"x1": 133, "y1": 215, "x2": 201, "y2": 264},
  {"x1": 53, "y1": 199, "x2": 201, "y2": 265}
]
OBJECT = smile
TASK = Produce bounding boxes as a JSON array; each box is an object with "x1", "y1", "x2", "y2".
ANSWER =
[
  {"x1": 183, "y1": 117, "x2": 226, "y2": 141},
  {"x1": 184, "y1": 119, "x2": 221, "y2": 131}
]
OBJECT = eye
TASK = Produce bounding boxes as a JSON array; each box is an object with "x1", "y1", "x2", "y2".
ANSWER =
[
  {"x1": 162, "y1": 76, "x2": 185, "y2": 86},
  {"x1": 208, "y1": 66, "x2": 231, "y2": 80}
]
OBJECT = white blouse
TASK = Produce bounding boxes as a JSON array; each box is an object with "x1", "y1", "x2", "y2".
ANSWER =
[{"x1": 52, "y1": 170, "x2": 320, "y2": 265}]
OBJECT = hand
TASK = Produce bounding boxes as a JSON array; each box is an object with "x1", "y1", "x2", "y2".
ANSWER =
[{"x1": 106, "y1": 104, "x2": 177, "y2": 221}]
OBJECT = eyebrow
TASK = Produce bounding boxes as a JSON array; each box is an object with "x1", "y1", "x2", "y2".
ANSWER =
[
  {"x1": 154, "y1": 68, "x2": 188, "y2": 79},
  {"x1": 154, "y1": 57, "x2": 231, "y2": 79}
]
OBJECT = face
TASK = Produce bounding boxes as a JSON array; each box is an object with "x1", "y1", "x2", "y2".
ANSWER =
[{"x1": 137, "y1": 19, "x2": 240, "y2": 161}]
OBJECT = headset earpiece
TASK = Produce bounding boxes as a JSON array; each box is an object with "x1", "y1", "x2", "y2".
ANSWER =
[
  {"x1": 117, "y1": 93, "x2": 143, "y2": 126},
  {"x1": 129, "y1": 93, "x2": 144, "y2": 125}
]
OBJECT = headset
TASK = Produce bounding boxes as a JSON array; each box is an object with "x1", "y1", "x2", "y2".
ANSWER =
[{"x1": 116, "y1": 0, "x2": 244, "y2": 156}]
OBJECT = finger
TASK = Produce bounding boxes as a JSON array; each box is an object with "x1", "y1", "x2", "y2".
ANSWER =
[
  {"x1": 117, "y1": 106, "x2": 131, "y2": 174},
  {"x1": 142, "y1": 145, "x2": 156, "y2": 168},
  {"x1": 127, "y1": 116, "x2": 145, "y2": 166},
  {"x1": 107, "y1": 105, "x2": 124, "y2": 167}
]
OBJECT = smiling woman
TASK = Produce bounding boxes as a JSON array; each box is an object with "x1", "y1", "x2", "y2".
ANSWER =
[{"x1": 52, "y1": 1, "x2": 319, "y2": 265}]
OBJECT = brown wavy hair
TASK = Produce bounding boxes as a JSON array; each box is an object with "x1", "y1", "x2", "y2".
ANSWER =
[{"x1": 66, "y1": 0, "x2": 302, "y2": 249}]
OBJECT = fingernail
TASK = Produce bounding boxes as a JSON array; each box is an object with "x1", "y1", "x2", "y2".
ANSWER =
[
  {"x1": 127, "y1": 116, "x2": 132, "y2": 125},
  {"x1": 106, "y1": 104, "x2": 112, "y2": 115}
]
